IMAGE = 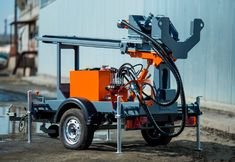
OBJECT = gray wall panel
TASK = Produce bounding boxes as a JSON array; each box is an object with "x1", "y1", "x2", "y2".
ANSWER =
[
  {"x1": 232, "y1": 7, "x2": 235, "y2": 105},
  {"x1": 39, "y1": 0, "x2": 235, "y2": 105},
  {"x1": 39, "y1": 0, "x2": 144, "y2": 77},
  {"x1": 144, "y1": 0, "x2": 235, "y2": 105}
]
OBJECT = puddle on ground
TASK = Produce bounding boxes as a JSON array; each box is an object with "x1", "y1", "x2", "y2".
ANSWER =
[{"x1": 0, "y1": 89, "x2": 27, "y2": 102}]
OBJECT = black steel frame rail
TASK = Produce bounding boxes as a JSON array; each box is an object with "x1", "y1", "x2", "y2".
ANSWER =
[{"x1": 37, "y1": 35, "x2": 122, "y2": 49}]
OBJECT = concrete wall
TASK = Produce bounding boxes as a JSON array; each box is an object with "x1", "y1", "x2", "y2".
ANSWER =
[{"x1": 38, "y1": 0, "x2": 235, "y2": 106}]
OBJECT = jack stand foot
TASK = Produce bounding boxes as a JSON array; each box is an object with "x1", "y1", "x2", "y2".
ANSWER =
[{"x1": 194, "y1": 148, "x2": 202, "y2": 152}]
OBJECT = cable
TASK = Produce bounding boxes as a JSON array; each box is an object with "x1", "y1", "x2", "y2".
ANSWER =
[
  {"x1": 117, "y1": 63, "x2": 143, "y2": 82},
  {"x1": 121, "y1": 20, "x2": 181, "y2": 106},
  {"x1": 150, "y1": 44, "x2": 181, "y2": 106},
  {"x1": 151, "y1": 43, "x2": 187, "y2": 137},
  {"x1": 133, "y1": 64, "x2": 143, "y2": 76},
  {"x1": 120, "y1": 20, "x2": 187, "y2": 137}
]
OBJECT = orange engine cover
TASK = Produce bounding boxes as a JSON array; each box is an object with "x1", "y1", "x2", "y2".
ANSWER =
[{"x1": 70, "y1": 70, "x2": 111, "y2": 101}]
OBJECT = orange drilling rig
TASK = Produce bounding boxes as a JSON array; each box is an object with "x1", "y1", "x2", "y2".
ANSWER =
[{"x1": 17, "y1": 14, "x2": 204, "y2": 151}]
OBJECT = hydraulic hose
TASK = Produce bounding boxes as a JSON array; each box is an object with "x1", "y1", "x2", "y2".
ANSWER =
[
  {"x1": 121, "y1": 20, "x2": 180, "y2": 106},
  {"x1": 120, "y1": 20, "x2": 187, "y2": 137}
]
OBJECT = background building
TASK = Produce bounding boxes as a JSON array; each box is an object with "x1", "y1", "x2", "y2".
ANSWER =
[
  {"x1": 6, "y1": 0, "x2": 39, "y2": 76},
  {"x1": 16, "y1": 0, "x2": 39, "y2": 53},
  {"x1": 38, "y1": 0, "x2": 235, "y2": 107}
]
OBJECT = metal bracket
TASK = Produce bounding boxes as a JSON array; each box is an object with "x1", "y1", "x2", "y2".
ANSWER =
[{"x1": 153, "y1": 17, "x2": 204, "y2": 59}]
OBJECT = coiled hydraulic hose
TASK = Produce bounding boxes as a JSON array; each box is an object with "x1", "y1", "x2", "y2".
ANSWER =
[
  {"x1": 120, "y1": 21, "x2": 180, "y2": 106},
  {"x1": 120, "y1": 20, "x2": 187, "y2": 137}
]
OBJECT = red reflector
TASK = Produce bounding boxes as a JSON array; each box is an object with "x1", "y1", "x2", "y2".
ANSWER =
[
  {"x1": 140, "y1": 116, "x2": 148, "y2": 125},
  {"x1": 125, "y1": 116, "x2": 149, "y2": 129},
  {"x1": 186, "y1": 116, "x2": 197, "y2": 126}
]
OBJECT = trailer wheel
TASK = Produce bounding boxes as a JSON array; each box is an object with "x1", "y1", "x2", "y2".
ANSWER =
[
  {"x1": 48, "y1": 125, "x2": 59, "y2": 138},
  {"x1": 59, "y1": 108, "x2": 94, "y2": 150},
  {"x1": 141, "y1": 127, "x2": 173, "y2": 146}
]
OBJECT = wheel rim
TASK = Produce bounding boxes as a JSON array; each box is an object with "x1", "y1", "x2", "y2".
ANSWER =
[
  {"x1": 63, "y1": 117, "x2": 81, "y2": 145},
  {"x1": 147, "y1": 129, "x2": 161, "y2": 139},
  {"x1": 19, "y1": 118, "x2": 26, "y2": 132}
]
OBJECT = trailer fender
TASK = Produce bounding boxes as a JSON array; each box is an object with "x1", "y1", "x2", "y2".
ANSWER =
[{"x1": 54, "y1": 97, "x2": 97, "y2": 125}]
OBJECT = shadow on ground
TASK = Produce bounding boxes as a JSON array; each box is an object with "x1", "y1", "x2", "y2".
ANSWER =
[
  {"x1": 0, "y1": 134, "x2": 234, "y2": 162},
  {"x1": 91, "y1": 140, "x2": 235, "y2": 161}
]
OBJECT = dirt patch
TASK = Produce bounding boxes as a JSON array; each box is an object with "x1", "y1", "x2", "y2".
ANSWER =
[{"x1": 0, "y1": 128, "x2": 234, "y2": 162}]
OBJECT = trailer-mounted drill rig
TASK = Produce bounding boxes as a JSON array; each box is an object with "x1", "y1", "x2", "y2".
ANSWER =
[{"x1": 24, "y1": 14, "x2": 204, "y2": 151}]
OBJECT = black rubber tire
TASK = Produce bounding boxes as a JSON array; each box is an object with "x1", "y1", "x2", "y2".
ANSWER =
[
  {"x1": 48, "y1": 125, "x2": 59, "y2": 138},
  {"x1": 59, "y1": 108, "x2": 94, "y2": 150},
  {"x1": 141, "y1": 126, "x2": 174, "y2": 146},
  {"x1": 18, "y1": 116, "x2": 27, "y2": 132}
]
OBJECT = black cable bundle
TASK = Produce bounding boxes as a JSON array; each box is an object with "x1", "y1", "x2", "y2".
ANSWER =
[
  {"x1": 120, "y1": 20, "x2": 187, "y2": 137},
  {"x1": 117, "y1": 63, "x2": 143, "y2": 83}
]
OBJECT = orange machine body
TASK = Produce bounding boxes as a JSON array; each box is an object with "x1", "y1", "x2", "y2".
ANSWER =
[
  {"x1": 127, "y1": 50, "x2": 176, "y2": 67},
  {"x1": 70, "y1": 70, "x2": 111, "y2": 101},
  {"x1": 128, "y1": 50, "x2": 163, "y2": 67}
]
